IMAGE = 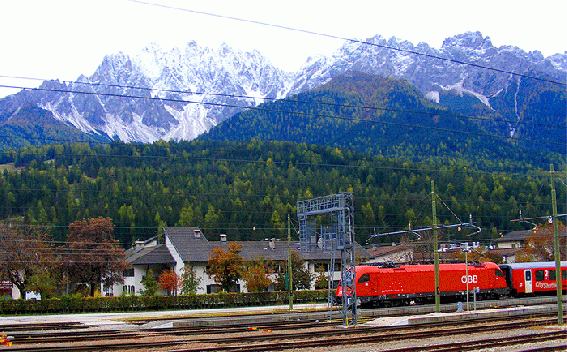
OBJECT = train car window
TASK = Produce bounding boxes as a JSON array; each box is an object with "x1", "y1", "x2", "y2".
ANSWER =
[
  {"x1": 535, "y1": 270, "x2": 544, "y2": 281},
  {"x1": 563, "y1": 270, "x2": 566, "y2": 280},
  {"x1": 495, "y1": 269, "x2": 504, "y2": 277},
  {"x1": 549, "y1": 270, "x2": 556, "y2": 281},
  {"x1": 358, "y1": 273, "x2": 370, "y2": 284}
]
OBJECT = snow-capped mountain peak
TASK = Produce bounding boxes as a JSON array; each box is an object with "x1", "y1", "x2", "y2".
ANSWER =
[{"x1": 1, "y1": 32, "x2": 565, "y2": 145}]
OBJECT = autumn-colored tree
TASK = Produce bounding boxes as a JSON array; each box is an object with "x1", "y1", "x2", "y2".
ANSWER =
[
  {"x1": 180, "y1": 265, "x2": 201, "y2": 295},
  {"x1": 0, "y1": 223, "x2": 54, "y2": 298},
  {"x1": 243, "y1": 258, "x2": 273, "y2": 293},
  {"x1": 158, "y1": 269, "x2": 180, "y2": 296},
  {"x1": 517, "y1": 222, "x2": 566, "y2": 262},
  {"x1": 483, "y1": 250, "x2": 505, "y2": 264},
  {"x1": 206, "y1": 242, "x2": 245, "y2": 292},
  {"x1": 63, "y1": 217, "x2": 129, "y2": 296}
]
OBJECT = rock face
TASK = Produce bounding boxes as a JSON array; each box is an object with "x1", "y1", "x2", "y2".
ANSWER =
[
  {"x1": 1, "y1": 41, "x2": 293, "y2": 143},
  {"x1": 0, "y1": 32, "x2": 565, "y2": 144},
  {"x1": 292, "y1": 31, "x2": 565, "y2": 102}
]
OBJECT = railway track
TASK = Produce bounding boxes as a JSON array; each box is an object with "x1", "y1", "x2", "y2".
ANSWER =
[
  {"x1": 4, "y1": 315, "x2": 565, "y2": 352},
  {"x1": 0, "y1": 322, "x2": 87, "y2": 332}
]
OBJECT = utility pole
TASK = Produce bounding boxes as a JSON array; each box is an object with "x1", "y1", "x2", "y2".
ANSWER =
[
  {"x1": 288, "y1": 214, "x2": 293, "y2": 310},
  {"x1": 431, "y1": 180, "x2": 440, "y2": 313},
  {"x1": 550, "y1": 164, "x2": 563, "y2": 325}
]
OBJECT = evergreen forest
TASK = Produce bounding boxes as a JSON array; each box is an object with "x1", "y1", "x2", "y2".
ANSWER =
[
  {"x1": 0, "y1": 139, "x2": 564, "y2": 248},
  {"x1": 202, "y1": 72, "x2": 566, "y2": 171}
]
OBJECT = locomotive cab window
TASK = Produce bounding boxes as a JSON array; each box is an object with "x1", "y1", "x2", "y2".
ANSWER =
[
  {"x1": 358, "y1": 273, "x2": 370, "y2": 284},
  {"x1": 495, "y1": 269, "x2": 504, "y2": 277}
]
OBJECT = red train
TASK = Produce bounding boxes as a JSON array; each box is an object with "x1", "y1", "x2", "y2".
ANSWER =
[
  {"x1": 337, "y1": 261, "x2": 567, "y2": 308},
  {"x1": 337, "y1": 262, "x2": 508, "y2": 307},
  {"x1": 499, "y1": 261, "x2": 567, "y2": 296}
]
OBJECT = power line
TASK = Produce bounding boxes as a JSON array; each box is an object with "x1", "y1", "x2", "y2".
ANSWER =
[
  {"x1": 1, "y1": 75, "x2": 564, "y2": 130},
  {"x1": 2, "y1": 83, "x2": 565, "y2": 149},
  {"x1": 1, "y1": 143, "x2": 561, "y2": 177},
  {"x1": 127, "y1": 0, "x2": 566, "y2": 87}
]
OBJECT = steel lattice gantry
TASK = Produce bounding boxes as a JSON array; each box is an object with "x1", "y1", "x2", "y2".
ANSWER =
[{"x1": 297, "y1": 193, "x2": 357, "y2": 326}]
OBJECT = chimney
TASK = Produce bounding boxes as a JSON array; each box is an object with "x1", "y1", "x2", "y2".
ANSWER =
[
  {"x1": 220, "y1": 234, "x2": 227, "y2": 242},
  {"x1": 269, "y1": 238, "x2": 275, "y2": 249},
  {"x1": 194, "y1": 229, "x2": 201, "y2": 238}
]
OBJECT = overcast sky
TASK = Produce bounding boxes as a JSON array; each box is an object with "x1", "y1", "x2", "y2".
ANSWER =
[{"x1": 1, "y1": 0, "x2": 565, "y2": 98}]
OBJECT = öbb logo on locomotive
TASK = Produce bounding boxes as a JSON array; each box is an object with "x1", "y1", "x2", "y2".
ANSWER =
[{"x1": 461, "y1": 275, "x2": 478, "y2": 284}]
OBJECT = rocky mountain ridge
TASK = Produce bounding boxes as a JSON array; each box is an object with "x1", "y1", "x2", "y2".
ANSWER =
[{"x1": 0, "y1": 31, "x2": 565, "y2": 145}]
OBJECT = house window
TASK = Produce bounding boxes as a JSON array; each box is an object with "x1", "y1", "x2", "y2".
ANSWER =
[
  {"x1": 122, "y1": 285, "x2": 135, "y2": 294},
  {"x1": 207, "y1": 284, "x2": 221, "y2": 294},
  {"x1": 123, "y1": 268, "x2": 135, "y2": 277}
]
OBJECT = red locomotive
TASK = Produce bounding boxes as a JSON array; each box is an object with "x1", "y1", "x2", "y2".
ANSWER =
[
  {"x1": 336, "y1": 262, "x2": 509, "y2": 307},
  {"x1": 499, "y1": 261, "x2": 567, "y2": 296}
]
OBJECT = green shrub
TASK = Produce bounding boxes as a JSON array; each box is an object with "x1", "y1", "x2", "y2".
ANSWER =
[{"x1": 0, "y1": 290, "x2": 327, "y2": 315}]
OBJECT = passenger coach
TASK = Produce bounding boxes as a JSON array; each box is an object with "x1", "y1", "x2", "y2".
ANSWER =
[{"x1": 499, "y1": 261, "x2": 567, "y2": 296}]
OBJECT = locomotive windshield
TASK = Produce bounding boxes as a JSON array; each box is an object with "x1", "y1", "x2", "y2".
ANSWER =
[{"x1": 358, "y1": 273, "x2": 370, "y2": 284}]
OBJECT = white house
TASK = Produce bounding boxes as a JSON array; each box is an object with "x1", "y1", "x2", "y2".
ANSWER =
[{"x1": 107, "y1": 227, "x2": 370, "y2": 296}]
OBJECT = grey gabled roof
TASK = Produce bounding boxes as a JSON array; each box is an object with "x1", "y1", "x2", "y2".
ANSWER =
[
  {"x1": 494, "y1": 230, "x2": 533, "y2": 242},
  {"x1": 209, "y1": 240, "x2": 290, "y2": 261},
  {"x1": 130, "y1": 227, "x2": 371, "y2": 265},
  {"x1": 129, "y1": 244, "x2": 175, "y2": 265},
  {"x1": 495, "y1": 228, "x2": 567, "y2": 243},
  {"x1": 164, "y1": 227, "x2": 211, "y2": 262}
]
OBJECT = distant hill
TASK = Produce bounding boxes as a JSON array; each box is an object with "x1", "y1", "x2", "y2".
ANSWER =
[{"x1": 200, "y1": 72, "x2": 563, "y2": 170}]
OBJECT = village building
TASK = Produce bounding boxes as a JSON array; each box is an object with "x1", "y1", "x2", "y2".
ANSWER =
[
  {"x1": 494, "y1": 230, "x2": 533, "y2": 250},
  {"x1": 108, "y1": 227, "x2": 370, "y2": 296}
]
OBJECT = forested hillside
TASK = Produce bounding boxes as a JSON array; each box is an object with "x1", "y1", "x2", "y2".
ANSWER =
[
  {"x1": 0, "y1": 104, "x2": 110, "y2": 151},
  {"x1": 201, "y1": 72, "x2": 565, "y2": 171},
  {"x1": 0, "y1": 140, "x2": 563, "y2": 247}
]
